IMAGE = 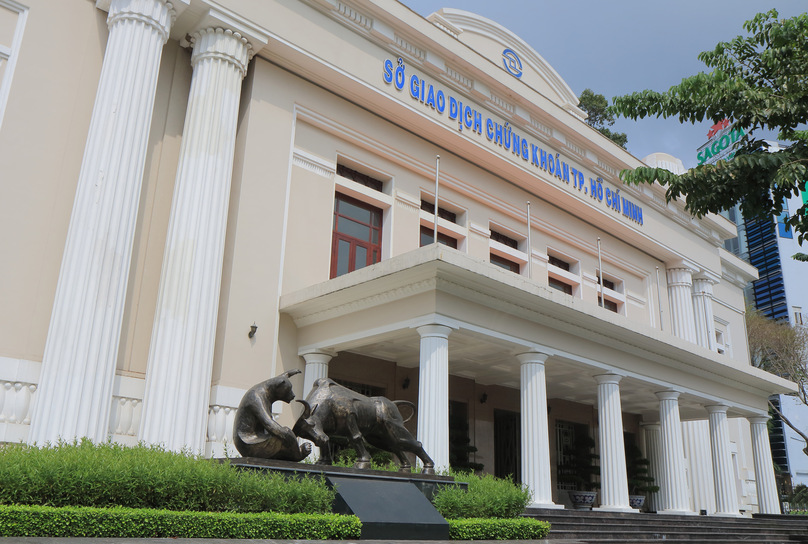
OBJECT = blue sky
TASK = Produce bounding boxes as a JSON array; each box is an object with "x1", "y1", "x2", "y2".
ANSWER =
[{"x1": 398, "y1": 1, "x2": 806, "y2": 168}]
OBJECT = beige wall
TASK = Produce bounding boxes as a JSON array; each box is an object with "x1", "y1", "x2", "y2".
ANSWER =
[{"x1": 0, "y1": 0, "x2": 105, "y2": 363}]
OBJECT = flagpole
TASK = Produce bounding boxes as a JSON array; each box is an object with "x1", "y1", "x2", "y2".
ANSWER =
[
  {"x1": 597, "y1": 237, "x2": 604, "y2": 307},
  {"x1": 434, "y1": 155, "x2": 440, "y2": 244},
  {"x1": 526, "y1": 201, "x2": 532, "y2": 277},
  {"x1": 656, "y1": 266, "x2": 664, "y2": 331}
]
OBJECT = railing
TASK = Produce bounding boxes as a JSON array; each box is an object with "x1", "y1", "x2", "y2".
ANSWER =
[
  {"x1": 108, "y1": 396, "x2": 142, "y2": 445},
  {"x1": 206, "y1": 404, "x2": 238, "y2": 458},
  {"x1": 783, "y1": 501, "x2": 808, "y2": 515},
  {"x1": 0, "y1": 380, "x2": 37, "y2": 443}
]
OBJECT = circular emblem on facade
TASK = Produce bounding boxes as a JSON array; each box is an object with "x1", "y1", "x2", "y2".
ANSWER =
[{"x1": 502, "y1": 48, "x2": 523, "y2": 78}]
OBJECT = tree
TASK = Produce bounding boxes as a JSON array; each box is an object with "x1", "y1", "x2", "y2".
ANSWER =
[
  {"x1": 746, "y1": 308, "x2": 808, "y2": 457},
  {"x1": 578, "y1": 88, "x2": 628, "y2": 149},
  {"x1": 612, "y1": 10, "x2": 808, "y2": 240}
]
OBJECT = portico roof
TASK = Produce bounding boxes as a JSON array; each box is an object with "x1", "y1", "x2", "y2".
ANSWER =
[{"x1": 280, "y1": 245, "x2": 795, "y2": 420}]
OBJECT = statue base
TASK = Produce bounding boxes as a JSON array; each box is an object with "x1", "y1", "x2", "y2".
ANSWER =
[{"x1": 225, "y1": 458, "x2": 461, "y2": 540}]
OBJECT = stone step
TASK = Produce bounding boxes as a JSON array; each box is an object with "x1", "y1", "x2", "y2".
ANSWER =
[
  {"x1": 523, "y1": 508, "x2": 808, "y2": 543},
  {"x1": 541, "y1": 517, "x2": 806, "y2": 530},
  {"x1": 552, "y1": 529, "x2": 799, "y2": 540},
  {"x1": 548, "y1": 522, "x2": 802, "y2": 534}
]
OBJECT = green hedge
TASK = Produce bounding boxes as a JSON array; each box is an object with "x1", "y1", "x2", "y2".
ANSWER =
[
  {"x1": 0, "y1": 504, "x2": 361, "y2": 539},
  {"x1": 448, "y1": 518, "x2": 550, "y2": 540},
  {"x1": 0, "y1": 441, "x2": 333, "y2": 514},
  {"x1": 0, "y1": 505, "x2": 551, "y2": 541},
  {"x1": 433, "y1": 472, "x2": 532, "y2": 519}
]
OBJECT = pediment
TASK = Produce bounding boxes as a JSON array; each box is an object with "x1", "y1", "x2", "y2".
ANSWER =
[{"x1": 430, "y1": 8, "x2": 584, "y2": 118}]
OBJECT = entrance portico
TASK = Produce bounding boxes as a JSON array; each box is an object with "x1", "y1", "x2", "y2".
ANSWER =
[{"x1": 280, "y1": 245, "x2": 786, "y2": 512}]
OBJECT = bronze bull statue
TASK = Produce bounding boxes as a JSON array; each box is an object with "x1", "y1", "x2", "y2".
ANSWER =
[{"x1": 293, "y1": 378, "x2": 435, "y2": 474}]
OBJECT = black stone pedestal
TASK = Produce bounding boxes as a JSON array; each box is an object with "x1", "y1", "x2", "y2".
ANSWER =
[
  {"x1": 327, "y1": 476, "x2": 449, "y2": 540},
  {"x1": 226, "y1": 458, "x2": 461, "y2": 540}
]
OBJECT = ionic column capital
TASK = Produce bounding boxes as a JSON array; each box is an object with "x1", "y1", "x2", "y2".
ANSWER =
[
  {"x1": 594, "y1": 373, "x2": 622, "y2": 386},
  {"x1": 705, "y1": 404, "x2": 729, "y2": 416},
  {"x1": 655, "y1": 390, "x2": 681, "y2": 402},
  {"x1": 301, "y1": 350, "x2": 336, "y2": 366},
  {"x1": 748, "y1": 415, "x2": 770, "y2": 426},
  {"x1": 692, "y1": 277, "x2": 715, "y2": 297},
  {"x1": 515, "y1": 351, "x2": 550, "y2": 366},
  {"x1": 106, "y1": 0, "x2": 175, "y2": 43},
  {"x1": 190, "y1": 27, "x2": 253, "y2": 78},
  {"x1": 666, "y1": 267, "x2": 694, "y2": 287},
  {"x1": 416, "y1": 324, "x2": 453, "y2": 339}
]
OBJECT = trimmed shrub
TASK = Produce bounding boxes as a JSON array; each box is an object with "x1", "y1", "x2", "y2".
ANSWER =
[
  {"x1": 0, "y1": 504, "x2": 361, "y2": 539},
  {"x1": 433, "y1": 472, "x2": 531, "y2": 519},
  {"x1": 448, "y1": 518, "x2": 550, "y2": 540},
  {"x1": 0, "y1": 441, "x2": 333, "y2": 514}
]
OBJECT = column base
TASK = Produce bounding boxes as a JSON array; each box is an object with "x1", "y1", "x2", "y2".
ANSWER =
[
  {"x1": 659, "y1": 509, "x2": 697, "y2": 516},
  {"x1": 529, "y1": 502, "x2": 564, "y2": 509},
  {"x1": 711, "y1": 511, "x2": 742, "y2": 517},
  {"x1": 595, "y1": 506, "x2": 638, "y2": 513}
]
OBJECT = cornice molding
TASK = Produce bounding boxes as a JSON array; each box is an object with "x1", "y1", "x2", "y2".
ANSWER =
[{"x1": 293, "y1": 148, "x2": 336, "y2": 179}]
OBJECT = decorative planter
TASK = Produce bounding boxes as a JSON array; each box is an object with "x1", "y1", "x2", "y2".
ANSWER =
[
  {"x1": 629, "y1": 494, "x2": 646, "y2": 510},
  {"x1": 569, "y1": 490, "x2": 598, "y2": 510}
]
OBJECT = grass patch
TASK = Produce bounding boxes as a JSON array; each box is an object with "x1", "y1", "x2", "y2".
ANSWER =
[
  {"x1": 0, "y1": 440, "x2": 333, "y2": 514},
  {"x1": 433, "y1": 472, "x2": 532, "y2": 519}
]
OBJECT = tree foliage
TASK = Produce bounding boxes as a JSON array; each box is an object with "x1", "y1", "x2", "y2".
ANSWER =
[
  {"x1": 612, "y1": 10, "x2": 808, "y2": 240},
  {"x1": 578, "y1": 88, "x2": 628, "y2": 149},
  {"x1": 747, "y1": 309, "x2": 808, "y2": 456}
]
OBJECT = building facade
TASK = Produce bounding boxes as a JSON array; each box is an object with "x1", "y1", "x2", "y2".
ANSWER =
[
  {"x1": 700, "y1": 123, "x2": 808, "y2": 491},
  {"x1": 0, "y1": 0, "x2": 795, "y2": 513}
]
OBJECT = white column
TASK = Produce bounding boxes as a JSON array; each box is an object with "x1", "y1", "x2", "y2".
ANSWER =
[
  {"x1": 682, "y1": 420, "x2": 717, "y2": 514},
  {"x1": 28, "y1": 0, "x2": 174, "y2": 445},
  {"x1": 692, "y1": 278, "x2": 717, "y2": 351},
  {"x1": 655, "y1": 391, "x2": 692, "y2": 514},
  {"x1": 594, "y1": 374, "x2": 632, "y2": 511},
  {"x1": 517, "y1": 352, "x2": 560, "y2": 508},
  {"x1": 299, "y1": 351, "x2": 333, "y2": 460},
  {"x1": 139, "y1": 27, "x2": 253, "y2": 452},
  {"x1": 301, "y1": 352, "x2": 332, "y2": 399},
  {"x1": 417, "y1": 324, "x2": 452, "y2": 471},
  {"x1": 706, "y1": 405, "x2": 740, "y2": 516},
  {"x1": 642, "y1": 424, "x2": 663, "y2": 513},
  {"x1": 748, "y1": 416, "x2": 781, "y2": 514},
  {"x1": 666, "y1": 267, "x2": 697, "y2": 344}
]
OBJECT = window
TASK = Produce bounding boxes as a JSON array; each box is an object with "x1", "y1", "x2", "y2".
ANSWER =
[
  {"x1": 336, "y1": 164, "x2": 383, "y2": 192},
  {"x1": 794, "y1": 307, "x2": 803, "y2": 326},
  {"x1": 0, "y1": 0, "x2": 27, "y2": 128},
  {"x1": 421, "y1": 199, "x2": 457, "y2": 223},
  {"x1": 490, "y1": 252, "x2": 520, "y2": 273},
  {"x1": 596, "y1": 274, "x2": 621, "y2": 313},
  {"x1": 598, "y1": 296, "x2": 619, "y2": 312},
  {"x1": 420, "y1": 225, "x2": 457, "y2": 248},
  {"x1": 334, "y1": 379, "x2": 385, "y2": 397},
  {"x1": 490, "y1": 230, "x2": 518, "y2": 249},
  {"x1": 547, "y1": 250, "x2": 579, "y2": 296},
  {"x1": 331, "y1": 194, "x2": 382, "y2": 278},
  {"x1": 488, "y1": 227, "x2": 525, "y2": 273},
  {"x1": 549, "y1": 277, "x2": 573, "y2": 295},
  {"x1": 715, "y1": 329, "x2": 726, "y2": 355},
  {"x1": 549, "y1": 255, "x2": 570, "y2": 271}
]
